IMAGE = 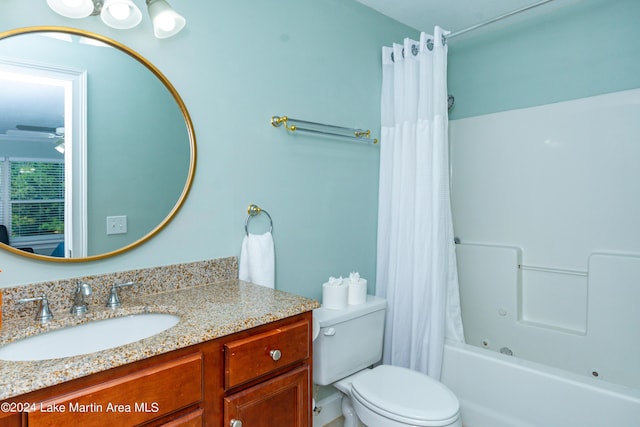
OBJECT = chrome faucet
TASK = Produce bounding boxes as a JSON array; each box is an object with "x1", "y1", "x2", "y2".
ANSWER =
[
  {"x1": 105, "y1": 281, "x2": 135, "y2": 309},
  {"x1": 18, "y1": 295, "x2": 54, "y2": 324},
  {"x1": 70, "y1": 282, "x2": 92, "y2": 315}
]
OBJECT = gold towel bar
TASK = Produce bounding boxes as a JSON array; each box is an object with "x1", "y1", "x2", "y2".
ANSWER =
[{"x1": 271, "y1": 115, "x2": 378, "y2": 144}]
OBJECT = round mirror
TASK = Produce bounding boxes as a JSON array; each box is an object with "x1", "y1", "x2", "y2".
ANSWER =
[{"x1": 0, "y1": 26, "x2": 196, "y2": 262}]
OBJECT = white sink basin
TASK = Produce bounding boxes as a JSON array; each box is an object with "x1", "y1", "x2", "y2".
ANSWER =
[{"x1": 0, "y1": 313, "x2": 180, "y2": 361}]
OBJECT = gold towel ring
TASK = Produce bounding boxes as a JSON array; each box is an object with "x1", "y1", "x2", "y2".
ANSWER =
[{"x1": 245, "y1": 204, "x2": 273, "y2": 236}]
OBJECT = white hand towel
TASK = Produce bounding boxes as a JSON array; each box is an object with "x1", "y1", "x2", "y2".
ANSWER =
[{"x1": 239, "y1": 231, "x2": 275, "y2": 288}]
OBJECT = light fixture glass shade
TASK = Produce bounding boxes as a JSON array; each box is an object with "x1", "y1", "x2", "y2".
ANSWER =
[
  {"x1": 147, "y1": 0, "x2": 186, "y2": 39},
  {"x1": 101, "y1": 0, "x2": 143, "y2": 29},
  {"x1": 47, "y1": 0, "x2": 95, "y2": 19},
  {"x1": 54, "y1": 140, "x2": 66, "y2": 154}
]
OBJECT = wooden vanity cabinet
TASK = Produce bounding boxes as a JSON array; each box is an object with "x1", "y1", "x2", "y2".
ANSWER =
[
  {"x1": 223, "y1": 319, "x2": 311, "y2": 427},
  {"x1": 0, "y1": 311, "x2": 312, "y2": 427}
]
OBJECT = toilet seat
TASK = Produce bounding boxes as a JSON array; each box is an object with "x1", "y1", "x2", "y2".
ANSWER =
[{"x1": 350, "y1": 365, "x2": 460, "y2": 427}]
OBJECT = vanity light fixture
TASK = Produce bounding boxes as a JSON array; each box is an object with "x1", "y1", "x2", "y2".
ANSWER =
[
  {"x1": 146, "y1": 0, "x2": 186, "y2": 39},
  {"x1": 46, "y1": 0, "x2": 95, "y2": 19},
  {"x1": 101, "y1": 0, "x2": 142, "y2": 30},
  {"x1": 46, "y1": 0, "x2": 186, "y2": 38}
]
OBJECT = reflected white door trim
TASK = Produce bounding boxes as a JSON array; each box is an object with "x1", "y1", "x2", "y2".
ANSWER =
[
  {"x1": 0, "y1": 57, "x2": 87, "y2": 257},
  {"x1": 66, "y1": 66, "x2": 88, "y2": 258}
]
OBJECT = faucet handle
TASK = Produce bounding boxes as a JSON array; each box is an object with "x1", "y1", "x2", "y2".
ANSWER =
[
  {"x1": 76, "y1": 282, "x2": 93, "y2": 296},
  {"x1": 18, "y1": 295, "x2": 54, "y2": 324},
  {"x1": 105, "y1": 281, "x2": 135, "y2": 309}
]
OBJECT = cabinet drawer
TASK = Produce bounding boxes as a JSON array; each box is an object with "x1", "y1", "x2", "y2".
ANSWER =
[
  {"x1": 28, "y1": 352, "x2": 203, "y2": 427},
  {"x1": 224, "y1": 320, "x2": 309, "y2": 389}
]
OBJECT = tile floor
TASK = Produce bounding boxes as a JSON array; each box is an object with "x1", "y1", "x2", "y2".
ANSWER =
[{"x1": 324, "y1": 416, "x2": 344, "y2": 427}]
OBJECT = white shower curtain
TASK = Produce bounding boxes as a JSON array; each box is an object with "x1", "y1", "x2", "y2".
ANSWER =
[{"x1": 375, "y1": 28, "x2": 465, "y2": 380}]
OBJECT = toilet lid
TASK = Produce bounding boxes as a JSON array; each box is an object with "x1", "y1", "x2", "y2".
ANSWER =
[{"x1": 350, "y1": 365, "x2": 460, "y2": 425}]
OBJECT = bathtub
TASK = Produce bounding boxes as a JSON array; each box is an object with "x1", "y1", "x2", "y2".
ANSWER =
[{"x1": 440, "y1": 340, "x2": 640, "y2": 427}]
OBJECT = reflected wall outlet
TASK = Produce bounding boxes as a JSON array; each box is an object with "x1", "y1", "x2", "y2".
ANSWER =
[{"x1": 106, "y1": 215, "x2": 127, "y2": 235}]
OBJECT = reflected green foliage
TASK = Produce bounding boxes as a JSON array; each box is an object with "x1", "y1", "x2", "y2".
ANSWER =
[{"x1": 10, "y1": 161, "x2": 64, "y2": 236}]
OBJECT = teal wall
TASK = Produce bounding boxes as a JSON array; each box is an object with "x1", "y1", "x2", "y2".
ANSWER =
[
  {"x1": 2, "y1": 0, "x2": 638, "y2": 302},
  {"x1": 0, "y1": 1, "x2": 414, "y2": 301},
  {"x1": 84, "y1": 41, "x2": 189, "y2": 256},
  {"x1": 448, "y1": 0, "x2": 640, "y2": 119}
]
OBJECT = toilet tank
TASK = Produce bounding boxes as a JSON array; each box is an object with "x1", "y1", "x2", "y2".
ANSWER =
[{"x1": 313, "y1": 295, "x2": 386, "y2": 386}]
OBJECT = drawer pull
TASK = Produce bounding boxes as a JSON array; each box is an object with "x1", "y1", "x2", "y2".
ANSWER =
[
  {"x1": 230, "y1": 419, "x2": 243, "y2": 427},
  {"x1": 270, "y1": 349, "x2": 282, "y2": 361}
]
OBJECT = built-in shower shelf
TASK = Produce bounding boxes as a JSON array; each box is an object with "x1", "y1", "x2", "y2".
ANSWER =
[{"x1": 517, "y1": 319, "x2": 587, "y2": 336}]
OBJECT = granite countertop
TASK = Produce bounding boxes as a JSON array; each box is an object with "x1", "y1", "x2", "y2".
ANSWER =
[{"x1": 0, "y1": 279, "x2": 319, "y2": 401}]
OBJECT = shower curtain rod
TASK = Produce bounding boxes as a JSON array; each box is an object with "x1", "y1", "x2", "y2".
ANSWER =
[{"x1": 446, "y1": 0, "x2": 554, "y2": 40}]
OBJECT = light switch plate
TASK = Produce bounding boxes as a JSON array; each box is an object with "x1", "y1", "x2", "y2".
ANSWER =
[{"x1": 106, "y1": 215, "x2": 127, "y2": 235}]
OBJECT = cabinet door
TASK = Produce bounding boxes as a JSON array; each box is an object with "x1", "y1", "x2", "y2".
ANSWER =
[
  {"x1": 0, "y1": 411, "x2": 22, "y2": 427},
  {"x1": 224, "y1": 365, "x2": 310, "y2": 427},
  {"x1": 156, "y1": 408, "x2": 203, "y2": 427}
]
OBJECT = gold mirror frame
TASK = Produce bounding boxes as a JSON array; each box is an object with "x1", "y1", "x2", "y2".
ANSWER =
[{"x1": 0, "y1": 26, "x2": 196, "y2": 262}]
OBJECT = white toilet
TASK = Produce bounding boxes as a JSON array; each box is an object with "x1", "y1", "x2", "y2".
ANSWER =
[{"x1": 313, "y1": 295, "x2": 462, "y2": 427}]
